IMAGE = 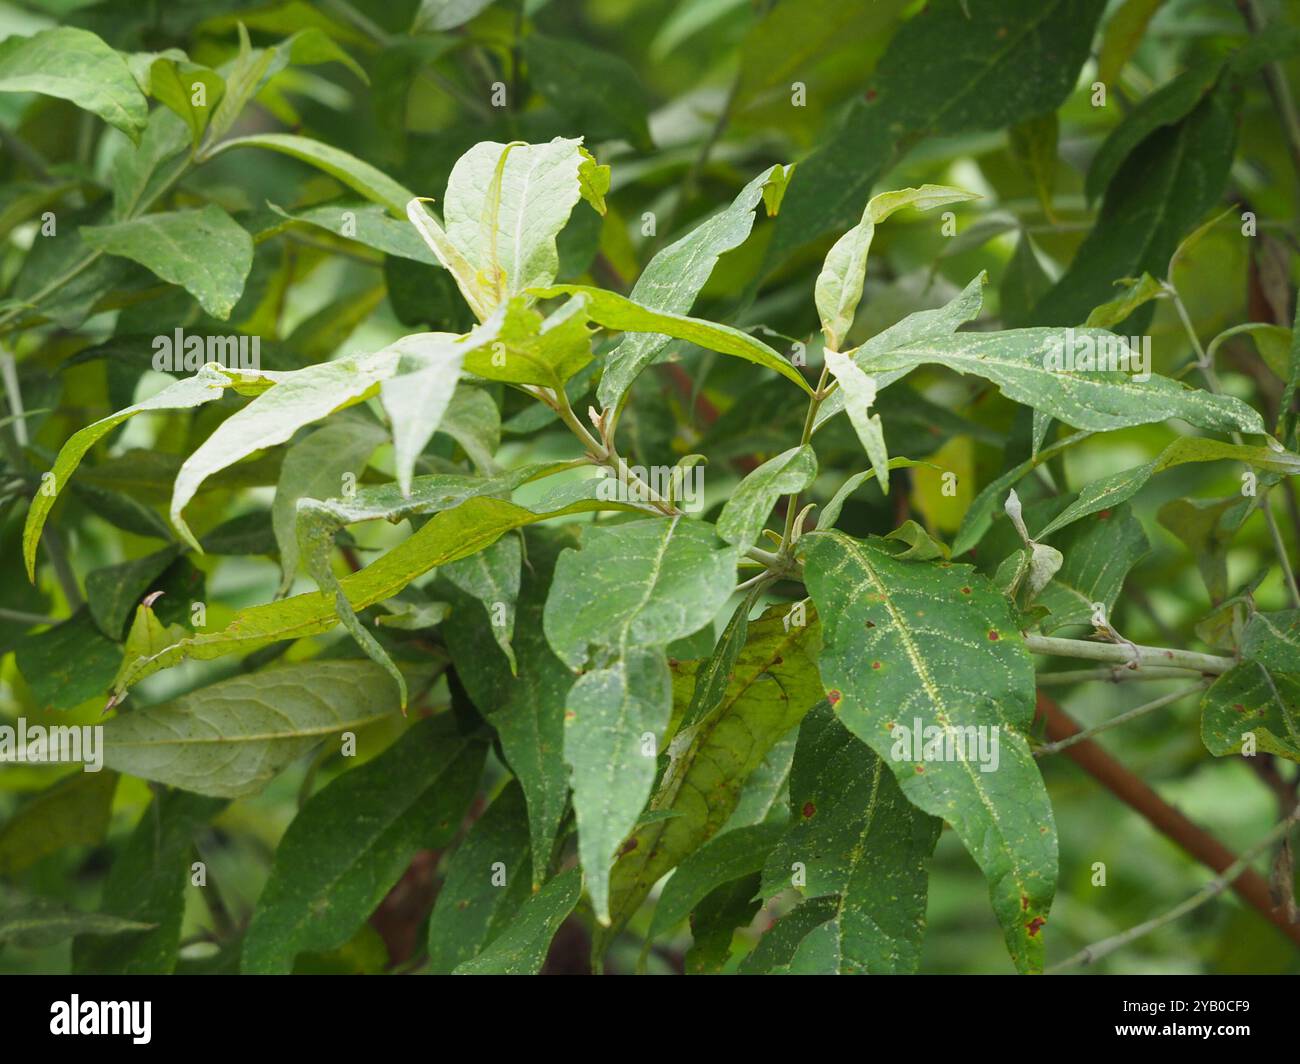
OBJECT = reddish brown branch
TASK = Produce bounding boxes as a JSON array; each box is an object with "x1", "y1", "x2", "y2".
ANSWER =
[{"x1": 1035, "y1": 691, "x2": 1300, "y2": 948}]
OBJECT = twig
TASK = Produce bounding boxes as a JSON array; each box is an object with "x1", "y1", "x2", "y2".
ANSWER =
[
  {"x1": 1034, "y1": 685, "x2": 1203, "y2": 756},
  {"x1": 1048, "y1": 806, "x2": 1300, "y2": 972},
  {"x1": 1035, "y1": 665, "x2": 1207, "y2": 685},
  {"x1": 1035, "y1": 692, "x2": 1300, "y2": 949},
  {"x1": 1023, "y1": 633, "x2": 1235, "y2": 674}
]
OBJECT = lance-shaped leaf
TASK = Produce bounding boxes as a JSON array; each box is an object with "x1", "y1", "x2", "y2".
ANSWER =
[
  {"x1": 81, "y1": 205, "x2": 253, "y2": 319},
  {"x1": 816, "y1": 185, "x2": 977, "y2": 351},
  {"x1": 114, "y1": 479, "x2": 636, "y2": 695},
  {"x1": 1035, "y1": 438, "x2": 1300, "y2": 540},
  {"x1": 752, "y1": 701, "x2": 943, "y2": 973},
  {"x1": 272, "y1": 419, "x2": 388, "y2": 595},
  {"x1": 268, "y1": 200, "x2": 437, "y2": 264},
  {"x1": 716, "y1": 445, "x2": 817, "y2": 551},
  {"x1": 407, "y1": 198, "x2": 493, "y2": 321},
  {"x1": 442, "y1": 527, "x2": 579, "y2": 881},
  {"x1": 427, "y1": 781, "x2": 534, "y2": 973},
  {"x1": 0, "y1": 28, "x2": 148, "y2": 140},
  {"x1": 442, "y1": 138, "x2": 586, "y2": 310},
  {"x1": 378, "y1": 333, "x2": 465, "y2": 497},
  {"x1": 0, "y1": 900, "x2": 153, "y2": 950},
  {"x1": 73, "y1": 791, "x2": 224, "y2": 975},
  {"x1": 679, "y1": 585, "x2": 763, "y2": 731},
  {"x1": 854, "y1": 323, "x2": 1266, "y2": 437},
  {"x1": 824, "y1": 350, "x2": 890, "y2": 492},
  {"x1": 102, "y1": 660, "x2": 411, "y2": 798},
  {"x1": 242, "y1": 715, "x2": 486, "y2": 973},
  {"x1": 1036, "y1": 504, "x2": 1149, "y2": 632},
  {"x1": 534, "y1": 285, "x2": 814, "y2": 396},
  {"x1": 85, "y1": 544, "x2": 183, "y2": 639},
  {"x1": 648, "y1": 822, "x2": 785, "y2": 940},
  {"x1": 23, "y1": 365, "x2": 232, "y2": 580},
  {"x1": 1241, "y1": 610, "x2": 1300, "y2": 673},
  {"x1": 736, "y1": 896, "x2": 841, "y2": 974},
  {"x1": 443, "y1": 534, "x2": 521, "y2": 672},
  {"x1": 812, "y1": 273, "x2": 986, "y2": 433},
  {"x1": 454, "y1": 867, "x2": 582, "y2": 975},
  {"x1": 601, "y1": 607, "x2": 823, "y2": 940},
  {"x1": 544, "y1": 518, "x2": 739, "y2": 921},
  {"x1": 208, "y1": 133, "x2": 415, "y2": 215},
  {"x1": 799, "y1": 530, "x2": 1055, "y2": 974},
  {"x1": 0, "y1": 772, "x2": 117, "y2": 878},
  {"x1": 595, "y1": 164, "x2": 791, "y2": 410},
  {"x1": 169, "y1": 344, "x2": 408, "y2": 548}
]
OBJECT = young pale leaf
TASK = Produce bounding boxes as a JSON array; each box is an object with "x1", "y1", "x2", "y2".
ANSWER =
[
  {"x1": 378, "y1": 333, "x2": 465, "y2": 497},
  {"x1": 601, "y1": 607, "x2": 823, "y2": 941},
  {"x1": 824, "y1": 350, "x2": 890, "y2": 492},
  {"x1": 103, "y1": 660, "x2": 410, "y2": 798},
  {"x1": 413, "y1": 0, "x2": 497, "y2": 32},
  {"x1": 1084, "y1": 273, "x2": 1165, "y2": 328},
  {"x1": 453, "y1": 867, "x2": 582, "y2": 975},
  {"x1": 815, "y1": 185, "x2": 977, "y2": 351},
  {"x1": 716, "y1": 445, "x2": 817, "y2": 551},
  {"x1": 272, "y1": 419, "x2": 387, "y2": 595},
  {"x1": 0, "y1": 28, "x2": 148, "y2": 140},
  {"x1": 73, "y1": 791, "x2": 224, "y2": 974},
  {"x1": 406, "y1": 198, "x2": 494, "y2": 321},
  {"x1": 799, "y1": 531, "x2": 1055, "y2": 974},
  {"x1": 81, "y1": 205, "x2": 253, "y2": 319},
  {"x1": 242, "y1": 715, "x2": 486, "y2": 974},
  {"x1": 754, "y1": 701, "x2": 942, "y2": 973},
  {"x1": 534, "y1": 285, "x2": 814, "y2": 396},
  {"x1": 442, "y1": 138, "x2": 586, "y2": 309},
  {"x1": 23, "y1": 365, "x2": 232, "y2": 580},
  {"x1": 427, "y1": 781, "x2": 534, "y2": 973}
]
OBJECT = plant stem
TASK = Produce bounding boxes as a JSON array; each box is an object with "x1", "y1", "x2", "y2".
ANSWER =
[
  {"x1": 1047, "y1": 806, "x2": 1300, "y2": 972},
  {"x1": 1035, "y1": 685, "x2": 1203, "y2": 756},
  {"x1": 1023, "y1": 633, "x2": 1235, "y2": 674},
  {"x1": 780, "y1": 363, "x2": 830, "y2": 548},
  {"x1": 1035, "y1": 665, "x2": 1206, "y2": 685},
  {"x1": 0, "y1": 607, "x2": 59, "y2": 627},
  {"x1": 1236, "y1": 0, "x2": 1300, "y2": 192}
]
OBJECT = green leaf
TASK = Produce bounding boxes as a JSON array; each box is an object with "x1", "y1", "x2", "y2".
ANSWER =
[
  {"x1": 679, "y1": 586, "x2": 763, "y2": 731},
  {"x1": 594, "y1": 164, "x2": 792, "y2": 410},
  {"x1": 443, "y1": 535, "x2": 521, "y2": 672},
  {"x1": 601, "y1": 606, "x2": 823, "y2": 939},
  {"x1": 1032, "y1": 77, "x2": 1236, "y2": 326},
  {"x1": 1009, "y1": 111, "x2": 1059, "y2": 219},
  {"x1": 443, "y1": 527, "x2": 578, "y2": 882},
  {"x1": 1241, "y1": 610, "x2": 1300, "y2": 673},
  {"x1": 524, "y1": 35, "x2": 653, "y2": 151},
  {"x1": 73, "y1": 791, "x2": 224, "y2": 974},
  {"x1": 103, "y1": 660, "x2": 409, "y2": 798},
  {"x1": 716, "y1": 445, "x2": 816, "y2": 551},
  {"x1": 818, "y1": 459, "x2": 934, "y2": 530},
  {"x1": 272, "y1": 419, "x2": 387, "y2": 595},
  {"x1": 648, "y1": 822, "x2": 784, "y2": 939},
  {"x1": 1036, "y1": 505, "x2": 1149, "y2": 632},
  {"x1": 1097, "y1": 0, "x2": 1167, "y2": 86},
  {"x1": 544, "y1": 518, "x2": 738, "y2": 921},
  {"x1": 0, "y1": 898, "x2": 153, "y2": 950},
  {"x1": 111, "y1": 108, "x2": 191, "y2": 221},
  {"x1": 816, "y1": 185, "x2": 977, "y2": 351},
  {"x1": 0, "y1": 28, "x2": 148, "y2": 140},
  {"x1": 766, "y1": 0, "x2": 1106, "y2": 268},
  {"x1": 414, "y1": 0, "x2": 497, "y2": 32},
  {"x1": 458, "y1": 295, "x2": 594, "y2": 389},
  {"x1": 209, "y1": 133, "x2": 415, "y2": 215},
  {"x1": 406, "y1": 198, "x2": 494, "y2": 322},
  {"x1": 427, "y1": 780, "x2": 534, "y2": 973},
  {"x1": 1085, "y1": 61, "x2": 1222, "y2": 207},
  {"x1": 0, "y1": 772, "x2": 118, "y2": 878},
  {"x1": 799, "y1": 531, "x2": 1055, "y2": 973},
  {"x1": 148, "y1": 57, "x2": 225, "y2": 146},
  {"x1": 453, "y1": 867, "x2": 582, "y2": 974},
  {"x1": 754, "y1": 701, "x2": 942, "y2": 973},
  {"x1": 1202, "y1": 663, "x2": 1300, "y2": 763},
  {"x1": 114, "y1": 482, "x2": 636, "y2": 695},
  {"x1": 854, "y1": 318, "x2": 1266, "y2": 438},
  {"x1": 735, "y1": 895, "x2": 841, "y2": 974},
  {"x1": 1035, "y1": 438, "x2": 1300, "y2": 540},
  {"x1": 1085, "y1": 273, "x2": 1165, "y2": 328},
  {"x1": 1000, "y1": 233, "x2": 1052, "y2": 328},
  {"x1": 536, "y1": 285, "x2": 814, "y2": 397},
  {"x1": 85, "y1": 544, "x2": 183, "y2": 639},
  {"x1": 437, "y1": 385, "x2": 501, "y2": 473},
  {"x1": 684, "y1": 873, "x2": 764, "y2": 974},
  {"x1": 242, "y1": 715, "x2": 486, "y2": 973},
  {"x1": 268, "y1": 200, "x2": 437, "y2": 264},
  {"x1": 81, "y1": 205, "x2": 254, "y2": 319}
]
